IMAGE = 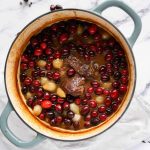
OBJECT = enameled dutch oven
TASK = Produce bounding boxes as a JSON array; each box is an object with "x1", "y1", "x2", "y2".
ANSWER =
[{"x1": 0, "y1": 0, "x2": 142, "y2": 148}]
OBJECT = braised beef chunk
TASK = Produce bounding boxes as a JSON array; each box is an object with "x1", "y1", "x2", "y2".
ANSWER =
[
  {"x1": 60, "y1": 74, "x2": 85, "y2": 96},
  {"x1": 66, "y1": 55, "x2": 97, "y2": 79}
]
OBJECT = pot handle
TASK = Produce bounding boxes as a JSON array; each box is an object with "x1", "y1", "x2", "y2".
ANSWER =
[
  {"x1": 0, "y1": 102, "x2": 46, "y2": 148},
  {"x1": 92, "y1": 0, "x2": 142, "y2": 47}
]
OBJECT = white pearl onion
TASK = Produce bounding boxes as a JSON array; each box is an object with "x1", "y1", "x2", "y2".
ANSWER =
[{"x1": 33, "y1": 105, "x2": 42, "y2": 116}]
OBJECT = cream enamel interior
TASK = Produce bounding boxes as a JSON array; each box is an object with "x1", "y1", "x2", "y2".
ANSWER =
[{"x1": 5, "y1": 10, "x2": 135, "y2": 140}]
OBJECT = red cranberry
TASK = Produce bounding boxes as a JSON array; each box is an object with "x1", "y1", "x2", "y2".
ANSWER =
[
  {"x1": 110, "y1": 89, "x2": 119, "y2": 99},
  {"x1": 85, "y1": 92, "x2": 91, "y2": 100},
  {"x1": 52, "y1": 72, "x2": 60, "y2": 80},
  {"x1": 45, "y1": 48, "x2": 53, "y2": 55},
  {"x1": 26, "y1": 98, "x2": 33, "y2": 107},
  {"x1": 67, "y1": 111, "x2": 75, "y2": 119},
  {"x1": 34, "y1": 48, "x2": 42, "y2": 56},
  {"x1": 82, "y1": 99, "x2": 88, "y2": 105},
  {"x1": 29, "y1": 86, "x2": 35, "y2": 93},
  {"x1": 99, "y1": 113, "x2": 107, "y2": 122},
  {"x1": 51, "y1": 95, "x2": 57, "y2": 102},
  {"x1": 64, "y1": 118, "x2": 72, "y2": 127},
  {"x1": 21, "y1": 55, "x2": 29, "y2": 63},
  {"x1": 40, "y1": 42, "x2": 47, "y2": 49},
  {"x1": 91, "y1": 118, "x2": 100, "y2": 126},
  {"x1": 120, "y1": 85, "x2": 127, "y2": 93},
  {"x1": 67, "y1": 68, "x2": 76, "y2": 77},
  {"x1": 121, "y1": 69, "x2": 128, "y2": 76},
  {"x1": 89, "y1": 100, "x2": 97, "y2": 108},
  {"x1": 28, "y1": 61, "x2": 35, "y2": 68},
  {"x1": 36, "y1": 88, "x2": 44, "y2": 98},
  {"x1": 43, "y1": 92, "x2": 50, "y2": 99},
  {"x1": 112, "y1": 81, "x2": 120, "y2": 89},
  {"x1": 91, "y1": 110, "x2": 98, "y2": 117},
  {"x1": 121, "y1": 76, "x2": 128, "y2": 84},
  {"x1": 87, "y1": 87, "x2": 94, "y2": 94},
  {"x1": 80, "y1": 105, "x2": 90, "y2": 115},
  {"x1": 105, "y1": 53, "x2": 113, "y2": 62},
  {"x1": 57, "y1": 97, "x2": 64, "y2": 104},
  {"x1": 98, "y1": 105, "x2": 106, "y2": 113},
  {"x1": 54, "y1": 51, "x2": 61, "y2": 59},
  {"x1": 59, "y1": 33, "x2": 69, "y2": 43},
  {"x1": 41, "y1": 100, "x2": 52, "y2": 109},
  {"x1": 91, "y1": 81, "x2": 100, "y2": 88},
  {"x1": 63, "y1": 102, "x2": 70, "y2": 110},
  {"x1": 24, "y1": 77, "x2": 32, "y2": 85},
  {"x1": 56, "y1": 116, "x2": 63, "y2": 124},
  {"x1": 95, "y1": 87, "x2": 103, "y2": 95},
  {"x1": 116, "y1": 97, "x2": 122, "y2": 104},
  {"x1": 104, "y1": 97, "x2": 112, "y2": 106},
  {"x1": 101, "y1": 73, "x2": 110, "y2": 82},
  {"x1": 112, "y1": 102, "x2": 118, "y2": 111},
  {"x1": 103, "y1": 89, "x2": 110, "y2": 96},
  {"x1": 39, "y1": 113, "x2": 45, "y2": 120},
  {"x1": 32, "y1": 80, "x2": 41, "y2": 87},
  {"x1": 73, "y1": 122, "x2": 80, "y2": 129},
  {"x1": 84, "y1": 121, "x2": 91, "y2": 128},
  {"x1": 75, "y1": 98, "x2": 81, "y2": 105},
  {"x1": 88, "y1": 24, "x2": 97, "y2": 35},
  {"x1": 46, "y1": 63, "x2": 52, "y2": 70},
  {"x1": 85, "y1": 114, "x2": 91, "y2": 121},
  {"x1": 90, "y1": 45, "x2": 97, "y2": 52},
  {"x1": 47, "y1": 55, "x2": 54, "y2": 62},
  {"x1": 21, "y1": 63, "x2": 28, "y2": 70},
  {"x1": 55, "y1": 104, "x2": 62, "y2": 113}
]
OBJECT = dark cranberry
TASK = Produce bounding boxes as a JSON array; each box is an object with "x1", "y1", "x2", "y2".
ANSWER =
[
  {"x1": 112, "y1": 102, "x2": 118, "y2": 111},
  {"x1": 84, "y1": 121, "x2": 91, "y2": 128},
  {"x1": 30, "y1": 38, "x2": 38, "y2": 47},
  {"x1": 121, "y1": 69, "x2": 128, "y2": 76},
  {"x1": 47, "y1": 55, "x2": 54, "y2": 62},
  {"x1": 112, "y1": 81, "x2": 120, "y2": 89},
  {"x1": 101, "y1": 73, "x2": 110, "y2": 82},
  {"x1": 32, "y1": 71, "x2": 39, "y2": 77},
  {"x1": 21, "y1": 55, "x2": 29, "y2": 63},
  {"x1": 106, "y1": 107, "x2": 113, "y2": 116},
  {"x1": 85, "y1": 114, "x2": 91, "y2": 121},
  {"x1": 116, "y1": 97, "x2": 122, "y2": 104},
  {"x1": 89, "y1": 100, "x2": 97, "y2": 108},
  {"x1": 73, "y1": 122, "x2": 80, "y2": 129},
  {"x1": 64, "y1": 118, "x2": 72, "y2": 127},
  {"x1": 59, "y1": 33, "x2": 69, "y2": 43},
  {"x1": 88, "y1": 51, "x2": 95, "y2": 57},
  {"x1": 85, "y1": 92, "x2": 91, "y2": 100},
  {"x1": 29, "y1": 86, "x2": 35, "y2": 93},
  {"x1": 105, "y1": 53, "x2": 113, "y2": 62},
  {"x1": 24, "y1": 77, "x2": 32, "y2": 85},
  {"x1": 36, "y1": 88, "x2": 44, "y2": 98},
  {"x1": 50, "y1": 118, "x2": 57, "y2": 126},
  {"x1": 67, "y1": 111, "x2": 75, "y2": 119},
  {"x1": 84, "y1": 54, "x2": 90, "y2": 61},
  {"x1": 36, "y1": 99, "x2": 43, "y2": 105},
  {"x1": 50, "y1": 5, "x2": 56, "y2": 11},
  {"x1": 98, "y1": 105, "x2": 106, "y2": 113},
  {"x1": 26, "y1": 98, "x2": 33, "y2": 107},
  {"x1": 91, "y1": 118, "x2": 100, "y2": 126},
  {"x1": 108, "y1": 39, "x2": 115, "y2": 47},
  {"x1": 104, "y1": 97, "x2": 112, "y2": 106},
  {"x1": 82, "y1": 99, "x2": 88, "y2": 105},
  {"x1": 99, "y1": 113, "x2": 107, "y2": 122},
  {"x1": 54, "y1": 51, "x2": 61, "y2": 59},
  {"x1": 32, "y1": 80, "x2": 41, "y2": 87},
  {"x1": 57, "y1": 97, "x2": 64, "y2": 104},
  {"x1": 91, "y1": 81, "x2": 100, "y2": 88},
  {"x1": 20, "y1": 73, "x2": 27, "y2": 82},
  {"x1": 66, "y1": 94, "x2": 74, "y2": 103},
  {"x1": 51, "y1": 95, "x2": 57, "y2": 102},
  {"x1": 39, "y1": 70, "x2": 46, "y2": 77},
  {"x1": 63, "y1": 102, "x2": 70, "y2": 110},
  {"x1": 120, "y1": 85, "x2": 127, "y2": 93},
  {"x1": 39, "y1": 113, "x2": 45, "y2": 120},
  {"x1": 21, "y1": 86, "x2": 28, "y2": 94},
  {"x1": 21, "y1": 63, "x2": 28, "y2": 70},
  {"x1": 87, "y1": 87, "x2": 94, "y2": 94},
  {"x1": 46, "y1": 111, "x2": 55, "y2": 119},
  {"x1": 56, "y1": 116, "x2": 63, "y2": 124},
  {"x1": 52, "y1": 72, "x2": 60, "y2": 80},
  {"x1": 114, "y1": 71, "x2": 121, "y2": 80},
  {"x1": 94, "y1": 34, "x2": 101, "y2": 41},
  {"x1": 61, "y1": 48, "x2": 70, "y2": 57},
  {"x1": 120, "y1": 61, "x2": 127, "y2": 68},
  {"x1": 113, "y1": 64, "x2": 119, "y2": 71},
  {"x1": 110, "y1": 89, "x2": 119, "y2": 99},
  {"x1": 80, "y1": 105, "x2": 90, "y2": 115},
  {"x1": 67, "y1": 68, "x2": 76, "y2": 77},
  {"x1": 28, "y1": 61, "x2": 35, "y2": 68},
  {"x1": 55, "y1": 5, "x2": 63, "y2": 9},
  {"x1": 45, "y1": 48, "x2": 53, "y2": 55},
  {"x1": 55, "y1": 104, "x2": 62, "y2": 113},
  {"x1": 103, "y1": 89, "x2": 110, "y2": 96},
  {"x1": 99, "y1": 65, "x2": 107, "y2": 74},
  {"x1": 91, "y1": 110, "x2": 98, "y2": 117},
  {"x1": 75, "y1": 98, "x2": 81, "y2": 105},
  {"x1": 46, "y1": 63, "x2": 52, "y2": 70},
  {"x1": 34, "y1": 48, "x2": 42, "y2": 56},
  {"x1": 121, "y1": 76, "x2": 128, "y2": 84},
  {"x1": 95, "y1": 87, "x2": 103, "y2": 95},
  {"x1": 44, "y1": 92, "x2": 50, "y2": 99},
  {"x1": 88, "y1": 24, "x2": 97, "y2": 35},
  {"x1": 47, "y1": 72, "x2": 53, "y2": 79}
]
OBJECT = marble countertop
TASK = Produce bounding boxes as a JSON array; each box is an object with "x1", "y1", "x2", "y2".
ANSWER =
[{"x1": 0, "y1": 0, "x2": 150, "y2": 149}]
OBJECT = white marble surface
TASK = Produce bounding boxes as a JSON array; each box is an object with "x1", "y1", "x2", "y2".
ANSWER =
[{"x1": 0, "y1": 0, "x2": 150, "y2": 149}]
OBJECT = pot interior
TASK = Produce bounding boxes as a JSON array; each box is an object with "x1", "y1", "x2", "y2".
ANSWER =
[{"x1": 5, "y1": 9, "x2": 135, "y2": 140}]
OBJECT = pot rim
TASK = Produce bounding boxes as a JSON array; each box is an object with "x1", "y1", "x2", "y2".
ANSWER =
[{"x1": 4, "y1": 8, "x2": 136, "y2": 141}]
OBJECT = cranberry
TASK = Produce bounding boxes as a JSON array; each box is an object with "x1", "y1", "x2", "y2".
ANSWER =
[
  {"x1": 84, "y1": 121, "x2": 91, "y2": 128},
  {"x1": 104, "y1": 97, "x2": 112, "y2": 106},
  {"x1": 29, "y1": 86, "x2": 35, "y2": 93},
  {"x1": 24, "y1": 77, "x2": 32, "y2": 85},
  {"x1": 66, "y1": 94, "x2": 75, "y2": 103},
  {"x1": 21, "y1": 55, "x2": 29, "y2": 63},
  {"x1": 120, "y1": 84, "x2": 127, "y2": 93},
  {"x1": 45, "y1": 48, "x2": 53, "y2": 55},
  {"x1": 95, "y1": 87, "x2": 103, "y2": 95},
  {"x1": 52, "y1": 72, "x2": 60, "y2": 80},
  {"x1": 121, "y1": 69, "x2": 128, "y2": 76},
  {"x1": 91, "y1": 110, "x2": 98, "y2": 117},
  {"x1": 103, "y1": 89, "x2": 110, "y2": 96},
  {"x1": 85, "y1": 114, "x2": 91, "y2": 121},
  {"x1": 57, "y1": 97, "x2": 64, "y2": 104},
  {"x1": 101, "y1": 73, "x2": 110, "y2": 82},
  {"x1": 39, "y1": 113, "x2": 45, "y2": 120},
  {"x1": 80, "y1": 105, "x2": 90, "y2": 115},
  {"x1": 39, "y1": 70, "x2": 46, "y2": 77},
  {"x1": 91, "y1": 81, "x2": 100, "y2": 88},
  {"x1": 47, "y1": 72, "x2": 53, "y2": 79},
  {"x1": 88, "y1": 24, "x2": 97, "y2": 35},
  {"x1": 56, "y1": 116, "x2": 63, "y2": 124},
  {"x1": 87, "y1": 87, "x2": 94, "y2": 94},
  {"x1": 61, "y1": 48, "x2": 70, "y2": 57},
  {"x1": 73, "y1": 122, "x2": 80, "y2": 129},
  {"x1": 50, "y1": 118, "x2": 57, "y2": 126},
  {"x1": 85, "y1": 92, "x2": 91, "y2": 100},
  {"x1": 91, "y1": 118, "x2": 100, "y2": 126},
  {"x1": 55, "y1": 5, "x2": 63, "y2": 9},
  {"x1": 121, "y1": 76, "x2": 128, "y2": 84},
  {"x1": 110, "y1": 89, "x2": 119, "y2": 99},
  {"x1": 64, "y1": 118, "x2": 72, "y2": 127},
  {"x1": 47, "y1": 55, "x2": 54, "y2": 62},
  {"x1": 46, "y1": 111, "x2": 55, "y2": 119},
  {"x1": 94, "y1": 34, "x2": 101, "y2": 41},
  {"x1": 21, "y1": 63, "x2": 28, "y2": 70},
  {"x1": 108, "y1": 39, "x2": 115, "y2": 47},
  {"x1": 116, "y1": 97, "x2": 122, "y2": 104},
  {"x1": 63, "y1": 102, "x2": 70, "y2": 110},
  {"x1": 112, "y1": 102, "x2": 118, "y2": 111},
  {"x1": 26, "y1": 98, "x2": 33, "y2": 107},
  {"x1": 50, "y1": 5, "x2": 56, "y2": 11},
  {"x1": 67, "y1": 68, "x2": 76, "y2": 77},
  {"x1": 40, "y1": 42, "x2": 47, "y2": 49},
  {"x1": 55, "y1": 104, "x2": 62, "y2": 113},
  {"x1": 99, "y1": 113, "x2": 107, "y2": 122},
  {"x1": 67, "y1": 111, "x2": 75, "y2": 119},
  {"x1": 89, "y1": 100, "x2": 97, "y2": 108},
  {"x1": 114, "y1": 71, "x2": 121, "y2": 80},
  {"x1": 54, "y1": 51, "x2": 61, "y2": 59},
  {"x1": 59, "y1": 33, "x2": 69, "y2": 43},
  {"x1": 32, "y1": 71, "x2": 39, "y2": 77},
  {"x1": 46, "y1": 63, "x2": 52, "y2": 70},
  {"x1": 34, "y1": 48, "x2": 42, "y2": 56},
  {"x1": 75, "y1": 98, "x2": 81, "y2": 105},
  {"x1": 41, "y1": 100, "x2": 52, "y2": 109},
  {"x1": 112, "y1": 81, "x2": 120, "y2": 89},
  {"x1": 106, "y1": 107, "x2": 113, "y2": 116},
  {"x1": 36, "y1": 88, "x2": 44, "y2": 98},
  {"x1": 98, "y1": 105, "x2": 106, "y2": 113},
  {"x1": 105, "y1": 53, "x2": 113, "y2": 62},
  {"x1": 32, "y1": 80, "x2": 41, "y2": 87},
  {"x1": 28, "y1": 61, "x2": 35, "y2": 68},
  {"x1": 82, "y1": 99, "x2": 88, "y2": 105},
  {"x1": 43, "y1": 92, "x2": 50, "y2": 99},
  {"x1": 20, "y1": 73, "x2": 27, "y2": 82},
  {"x1": 51, "y1": 95, "x2": 57, "y2": 102},
  {"x1": 84, "y1": 54, "x2": 90, "y2": 61}
]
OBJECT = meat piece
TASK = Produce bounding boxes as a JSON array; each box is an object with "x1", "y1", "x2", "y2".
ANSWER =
[
  {"x1": 66, "y1": 55, "x2": 98, "y2": 79},
  {"x1": 60, "y1": 74, "x2": 85, "y2": 96}
]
